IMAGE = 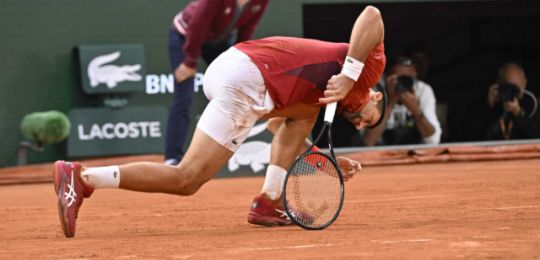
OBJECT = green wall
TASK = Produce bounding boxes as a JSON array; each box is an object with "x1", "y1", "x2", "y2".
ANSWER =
[
  {"x1": 0, "y1": 0, "x2": 454, "y2": 166},
  {"x1": 0, "y1": 0, "x2": 184, "y2": 166}
]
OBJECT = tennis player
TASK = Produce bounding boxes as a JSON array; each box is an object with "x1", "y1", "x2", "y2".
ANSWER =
[{"x1": 53, "y1": 6, "x2": 386, "y2": 237}]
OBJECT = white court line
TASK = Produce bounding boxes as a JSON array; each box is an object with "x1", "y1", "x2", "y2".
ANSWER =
[{"x1": 487, "y1": 205, "x2": 540, "y2": 210}]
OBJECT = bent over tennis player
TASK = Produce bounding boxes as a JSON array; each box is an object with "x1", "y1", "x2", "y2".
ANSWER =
[{"x1": 53, "y1": 6, "x2": 386, "y2": 237}]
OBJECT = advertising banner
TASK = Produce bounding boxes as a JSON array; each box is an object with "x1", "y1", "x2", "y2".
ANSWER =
[
  {"x1": 78, "y1": 44, "x2": 146, "y2": 94},
  {"x1": 67, "y1": 106, "x2": 166, "y2": 157}
]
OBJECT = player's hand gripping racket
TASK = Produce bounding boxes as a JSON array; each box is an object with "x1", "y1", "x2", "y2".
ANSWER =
[{"x1": 282, "y1": 102, "x2": 344, "y2": 230}]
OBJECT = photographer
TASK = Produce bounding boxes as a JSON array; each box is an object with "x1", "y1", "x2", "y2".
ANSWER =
[
  {"x1": 486, "y1": 63, "x2": 540, "y2": 140},
  {"x1": 363, "y1": 57, "x2": 441, "y2": 145}
]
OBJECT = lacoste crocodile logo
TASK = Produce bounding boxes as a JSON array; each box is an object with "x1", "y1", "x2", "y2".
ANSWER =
[
  {"x1": 88, "y1": 51, "x2": 142, "y2": 88},
  {"x1": 228, "y1": 122, "x2": 270, "y2": 173}
]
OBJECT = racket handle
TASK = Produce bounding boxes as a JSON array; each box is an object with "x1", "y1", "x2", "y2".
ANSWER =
[{"x1": 324, "y1": 102, "x2": 337, "y2": 123}]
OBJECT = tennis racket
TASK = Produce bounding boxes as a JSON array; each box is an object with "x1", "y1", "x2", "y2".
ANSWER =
[{"x1": 282, "y1": 102, "x2": 345, "y2": 230}]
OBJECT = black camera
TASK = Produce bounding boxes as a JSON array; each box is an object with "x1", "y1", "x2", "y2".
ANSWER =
[
  {"x1": 396, "y1": 75, "x2": 414, "y2": 92},
  {"x1": 498, "y1": 82, "x2": 521, "y2": 102}
]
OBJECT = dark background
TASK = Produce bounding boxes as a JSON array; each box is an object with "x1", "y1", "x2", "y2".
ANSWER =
[{"x1": 304, "y1": 0, "x2": 540, "y2": 144}]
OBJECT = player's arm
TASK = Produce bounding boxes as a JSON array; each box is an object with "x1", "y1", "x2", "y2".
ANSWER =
[
  {"x1": 347, "y1": 6, "x2": 385, "y2": 62},
  {"x1": 320, "y1": 6, "x2": 385, "y2": 104}
]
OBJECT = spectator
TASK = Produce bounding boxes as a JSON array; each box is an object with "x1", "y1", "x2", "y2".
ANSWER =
[
  {"x1": 363, "y1": 56, "x2": 441, "y2": 145},
  {"x1": 403, "y1": 44, "x2": 431, "y2": 81},
  {"x1": 485, "y1": 62, "x2": 540, "y2": 140},
  {"x1": 165, "y1": 0, "x2": 269, "y2": 165},
  {"x1": 409, "y1": 49, "x2": 430, "y2": 81}
]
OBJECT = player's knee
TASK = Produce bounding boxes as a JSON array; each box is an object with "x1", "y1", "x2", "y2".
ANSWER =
[
  {"x1": 172, "y1": 176, "x2": 202, "y2": 196},
  {"x1": 171, "y1": 165, "x2": 208, "y2": 196},
  {"x1": 176, "y1": 182, "x2": 201, "y2": 196},
  {"x1": 267, "y1": 118, "x2": 284, "y2": 134}
]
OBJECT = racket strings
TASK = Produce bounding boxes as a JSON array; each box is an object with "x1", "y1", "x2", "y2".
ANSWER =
[{"x1": 286, "y1": 153, "x2": 342, "y2": 228}]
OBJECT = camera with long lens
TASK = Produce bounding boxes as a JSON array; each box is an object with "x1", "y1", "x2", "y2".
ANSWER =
[
  {"x1": 396, "y1": 75, "x2": 414, "y2": 92},
  {"x1": 497, "y1": 82, "x2": 521, "y2": 102}
]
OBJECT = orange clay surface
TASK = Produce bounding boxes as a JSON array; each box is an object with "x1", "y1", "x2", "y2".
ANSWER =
[{"x1": 1, "y1": 159, "x2": 539, "y2": 259}]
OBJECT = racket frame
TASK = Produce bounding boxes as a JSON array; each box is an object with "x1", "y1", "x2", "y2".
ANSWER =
[{"x1": 282, "y1": 103, "x2": 345, "y2": 230}]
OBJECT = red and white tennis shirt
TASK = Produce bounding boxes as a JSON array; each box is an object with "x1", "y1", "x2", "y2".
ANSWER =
[{"x1": 235, "y1": 36, "x2": 386, "y2": 112}]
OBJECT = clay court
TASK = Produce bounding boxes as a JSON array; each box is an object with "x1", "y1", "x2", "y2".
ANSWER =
[{"x1": 1, "y1": 155, "x2": 539, "y2": 259}]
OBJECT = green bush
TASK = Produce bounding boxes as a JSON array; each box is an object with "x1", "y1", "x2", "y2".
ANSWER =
[{"x1": 20, "y1": 111, "x2": 71, "y2": 145}]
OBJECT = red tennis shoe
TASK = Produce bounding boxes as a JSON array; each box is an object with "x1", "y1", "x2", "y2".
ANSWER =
[
  {"x1": 52, "y1": 160, "x2": 94, "y2": 238},
  {"x1": 247, "y1": 194, "x2": 293, "y2": 227}
]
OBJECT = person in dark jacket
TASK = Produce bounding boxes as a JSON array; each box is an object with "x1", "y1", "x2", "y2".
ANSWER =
[
  {"x1": 485, "y1": 62, "x2": 540, "y2": 140},
  {"x1": 165, "y1": 0, "x2": 269, "y2": 165}
]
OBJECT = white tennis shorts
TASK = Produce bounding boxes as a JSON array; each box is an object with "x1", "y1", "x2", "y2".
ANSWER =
[{"x1": 197, "y1": 47, "x2": 275, "y2": 152}]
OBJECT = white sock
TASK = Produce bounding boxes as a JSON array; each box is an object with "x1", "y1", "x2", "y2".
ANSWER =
[
  {"x1": 81, "y1": 165, "x2": 121, "y2": 189},
  {"x1": 261, "y1": 165, "x2": 287, "y2": 200}
]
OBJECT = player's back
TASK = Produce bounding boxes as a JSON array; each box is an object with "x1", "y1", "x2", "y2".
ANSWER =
[{"x1": 236, "y1": 37, "x2": 349, "y2": 108}]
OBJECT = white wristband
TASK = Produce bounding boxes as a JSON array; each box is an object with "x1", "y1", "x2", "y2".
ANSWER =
[{"x1": 341, "y1": 56, "x2": 365, "y2": 81}]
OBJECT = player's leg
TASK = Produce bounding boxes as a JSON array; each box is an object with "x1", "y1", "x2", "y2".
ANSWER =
[
  {"x1": 54, "y1": 46, "x2": 271, "y2": 237},
  {"x1": 112, "y1": 128, "x2": 233, "y2": 195},
  {"x1": 266, "y1": 117, "x2": 309, "y2": 155},
  {"x1": 53, "y1": 114, "x2": 235, "y2": 237},
  {"x1": 248, "y1": 104, "x2": 319, "y2": 226},
  {"x1": 82, "y1": 47, "x2": 268, "y2": 196},
  {"x1": 80, "y1": 93, "x2": 245, "y2": 195},
  {"x1": 105, "y1": 45, "x2": 270, "y2": 195}
]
